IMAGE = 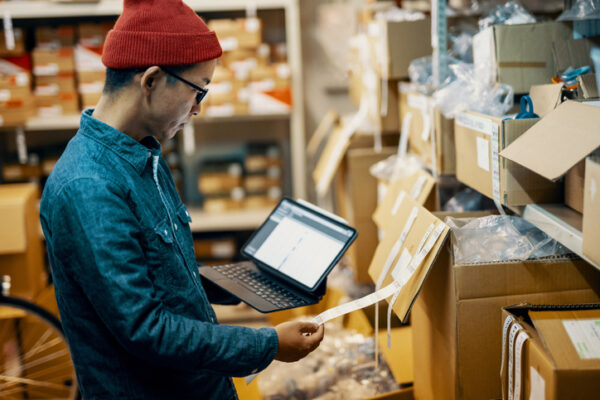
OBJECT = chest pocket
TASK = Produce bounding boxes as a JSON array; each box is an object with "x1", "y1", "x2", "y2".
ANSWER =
[{"x1": 147, "y1": 217, "x2": 193, "y2": 292}]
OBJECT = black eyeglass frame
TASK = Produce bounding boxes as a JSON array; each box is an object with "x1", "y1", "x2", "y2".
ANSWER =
[{"x1": 161, "y1": 67, "x2": 208, "y2": 105}]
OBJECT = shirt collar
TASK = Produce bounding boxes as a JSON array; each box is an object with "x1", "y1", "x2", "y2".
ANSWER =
[{"x1": 79, "y1": 109, "x2": 161, "y2": 175}]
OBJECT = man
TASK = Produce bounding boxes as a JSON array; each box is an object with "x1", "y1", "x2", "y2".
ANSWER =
[{"x1": 39, "y1": 0, "x2": 324, "y2": 398}]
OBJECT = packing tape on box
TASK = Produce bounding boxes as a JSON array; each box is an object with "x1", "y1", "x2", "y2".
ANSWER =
[
  {"x1": 456, "y1": 112, "x2": 505, "y2": 215},
  {"x1": 513, "y1": 330, "x2": 530, "y2": 400},
  {"x1": 391, "y1": 190, "x2": 407, "y2": 216},
  {"x1": 508, "y1": 322, "x2": 524, "y2": 400}
]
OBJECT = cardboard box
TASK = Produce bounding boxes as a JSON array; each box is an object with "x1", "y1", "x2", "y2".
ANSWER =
[
  {"x1": 0, "y1": 59, "x2": 31, "y2": 89},
  {"x1": 373, "y1": 168, "x2": 438, "y2": 232},
  {"x1": 208, "y1": 18, "x2": 262, "y2": 50},
  {"x1": 400, "y1": 91, "x2": 456, "y2": 175},
  {"x1": 35, "y1": 91, "x2": 79, "y2": 116},
  {"x1": 412, "y1": 223, "x2": 600, "y2": 400},
  {"x1": 35, "y1": 73, "x2": 77, "y2": 93},
  {"x1": 473, "y1": 22, "x2": 572, "y2": 93},
  {"x1": 583, "y1": 157, "x2": 600, "y2": 265},
  {"x1": 2, "y1": 163, "x2": 42, "y2": 182},
  {"x1": 32, "y1": 48, "x2": 75, "y2": 75},
  {"x1": 367, "y1": 18, "x2": 431, "y2": 79},
  {"x1": 0, "y1": 28, "x2": 26, "y2": 57},
  {"x1": 501, "y1": 101, "x2": 600, "y2": 211},
  {"x1": 198, "y1": 172, "x2": 242, "y2": 194},
  {"x1": 0, "y1": 101, "x2": 34, "y2": 126},
  {"x1": 35, "y1": 26, "x2": 76, "y2": 47},
  {"x1": 501, "y1": 304, "x2": 600, "y2": 400},
  {"x1": 368, "y1": 193, "x2": 450, "y2": 322},
  {"x1": 552, "y1": 36, "x2": 600, "y2": 76},
  {"x1": 455, "y1": 111, "x2": 562, "y2": 206},
  {"x1": 565, "y1": 159, "x2": 586, "y2": 213},
  {"x1": 0, "y1": 184, "x2": 48, "y2": 299}
]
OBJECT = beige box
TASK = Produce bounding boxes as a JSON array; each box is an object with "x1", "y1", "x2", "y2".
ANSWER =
[
  {"x1": 400, "y1": 91, "x2": 456, "y2": 175},
  {"x1": 367, "y1": 18, "x2": 431, "y2": 79},
  {"x1": 0, "y1": 60, "x2": 31, "y2": 89},
  {"x1": 0, "y1": 103, "x2": 35, "y2": 127},
  {"x1": 501, "y1": 101, "x2": 600, "y2": 213},
  {"x1": 32, "y1": 48, "x2": 75, "y2": 75},
  {"x1": 501, "y1": 305, "x2": 600, "y2": 400},
  {"x1": 412, "y1": 225, "x2": 600, "y2": 400},
  {"x1": 0, "y1": 28, "x2": 27, "y2": 57},
  {"x1": 35, "y1": 91, "x2": 79, "y2": 115},
  {"x1": 35, "y1": 26, "x2": 76, "y2": 47},
  {"x1": 455, "y1": 111, "x2": 562, "y2": 205},
  {"x1": 35, "y1": 73, "x2": 77, "y2": 93},
  {"x1": 473, "y1": 22, "x2": 572, "y2": 94},
  {"x1": 198, "y1": 172, "x2": 242, "y2": 195},
  {"x1": 208, "y1": 18, "x2": 262, "y2": 50},
  {"x1": 0, "y1": 184, "x2": 48, "y2": 299},
  {"x1": 583, "y1": 157, "x2": 600, "y2": 265}
]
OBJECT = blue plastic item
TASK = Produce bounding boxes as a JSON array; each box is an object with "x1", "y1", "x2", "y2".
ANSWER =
[
  {"x1": 514, "y1": 95, "x2": 539, "y2": 119},
  {"x1": 561, "y1": 65, "x2": 591, "y2": 81}
]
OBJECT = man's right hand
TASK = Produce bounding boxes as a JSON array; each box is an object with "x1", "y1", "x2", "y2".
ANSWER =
[{"x1": 274, "y1": 321, "x2": 325, "y2": 362}]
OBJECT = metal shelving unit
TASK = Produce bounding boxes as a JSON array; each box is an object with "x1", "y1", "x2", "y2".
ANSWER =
[{"x1": 1, "y1": 0, "x2": 306, "y2": 232}]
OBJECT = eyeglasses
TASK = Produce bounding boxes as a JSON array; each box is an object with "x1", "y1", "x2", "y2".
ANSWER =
[{"x1": 161, "y1": 67, "x2": 208, "y2": 105}]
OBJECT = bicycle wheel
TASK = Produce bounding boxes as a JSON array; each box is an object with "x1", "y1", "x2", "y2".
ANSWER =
[{"x1": 0, "y1": 295, "x2": 79, "y2": 400}]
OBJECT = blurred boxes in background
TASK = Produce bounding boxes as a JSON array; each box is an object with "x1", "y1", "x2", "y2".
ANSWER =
[
  {"x1": 0, "y1": 58, "x2": 34, "y2": 126},
  {"x1": 0, "y1": 184, "x2": 48, "y2": 300},
  {"x1": 412, "y1": 212, "x2": 600, "y2": 400},
  {"x1": 194, "y1": 236, "x2": 237, "y2": 265},
  {"x1": 0, "y1": 28, "x2": 26, "y2": 58},
  {"x1": 75, "y1": 23, "x2": 110, "y2": 109},
  {"x1": 209, "y1": 18, "x2": 263, "y2": 51},
  {"x1": 583, "y1": 157, "x2": 600, "y2": 266},
  {"x1": 501, "y1": 304, "x2": 600, "y2": 400},
  {"x1": 473, "y1": 22, "x2": 571, "y2": 94}
]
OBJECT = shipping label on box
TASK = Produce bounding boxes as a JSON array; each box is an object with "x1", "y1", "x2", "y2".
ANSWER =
[
  {"x1": 455, "y1": 111, "x2": 561, "y2": 206},
  {"x1": 474, "y1": 22, "x2": 572, "y2": 94}
]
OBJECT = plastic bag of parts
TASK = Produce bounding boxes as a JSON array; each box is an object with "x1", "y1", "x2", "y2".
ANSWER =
[
  {"x1": 445, "y1": 215, "x2": 571, "y2": 265},
  {"x1": 448, "y1": 29, "x2": 477, "y2": 63},
  {"x1": 433, "y1": 62, "x2": 514, "y2": 119},
  {"x1": 478, "y1": 1, "x2": 536, "y2": 30},
  {"x1": 258, "y1": 319, "x2": 399, "y2": 400},
  {"x1": 369, "y1": 153, "x2": 423, "y2": 183},
  {"x1": 408, "y1": 54, "x2": 463, "y2": 92},
  {"x1": 374, "y1": 7, "x2": 425, "y2": 22},
  {"x1": 558, "y1": 0, "x2": 600, "y2": 21},
  {"x1": 442, "y1": 187, "x2": 495, "y2": 212}
]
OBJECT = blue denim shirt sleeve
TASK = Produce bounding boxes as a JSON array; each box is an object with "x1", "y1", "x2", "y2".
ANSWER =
[{"x1": 48, "y1": 176, "x2": 278, "y2": 377}]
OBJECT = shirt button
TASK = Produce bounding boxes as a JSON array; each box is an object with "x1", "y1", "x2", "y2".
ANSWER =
[
  {"x1": 147, "y1": 151, "x2": 151, "y2": 158},
  {"x1": 193, "y1": 271, "x2": 197, "y2": 278},
  {"x1": 163, "y1": 229, "x2": 168, "y2": 235},
  {"x1": 173, "y1": 223, "x2": 178, "y2": 231}
]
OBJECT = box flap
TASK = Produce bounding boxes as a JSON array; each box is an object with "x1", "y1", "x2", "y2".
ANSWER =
[
  {"x1": 500, "y1": 101, "x2": 600, "y2": 181},
  {"x1": 0, "y1": 183, "x2": 35, "y2": 254},
  {"x1": 529, "y1": 83, "x2": 563, "y2": 118},
  {"x1": 377, "y1": 326, "x2": 413, "y2": 385},
  {"x1": 530, "y1": 308, "x2": 600, "y2": 370},
  {"x1": 373, "y1": 169, "x2": 436, "y2": 230},
  {"x1": 312, "y1": 124, "x2": 352, "y2": 197},
  {"x1": 368, "y1": 195, "x2": 449, "y2": 322},
  {"x1": 578, "y1": 73, "x2": 599, "y2": 99}
]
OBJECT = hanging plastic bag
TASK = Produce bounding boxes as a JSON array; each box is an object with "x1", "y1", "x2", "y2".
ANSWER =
[
  {"x1": 445, "y1": 215, "x2": 571, "y2": 265},
  {"x1": 557, "y1": 0, "x2": 600, "y2": 21},
  {"x1": 478, "y1": 1, "x2": 536, "y2": 30}
]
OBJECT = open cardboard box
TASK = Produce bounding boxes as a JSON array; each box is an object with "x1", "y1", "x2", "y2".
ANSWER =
[
  {"x1": 501, "y1": 100, "x2": 600, "y2": 214},
  {"x1": 583, "y1": 157, "x2": 600, "y2": 266},
  {"x1": 501, "y1": 304, "x2": 600, "y2": 400},
  {"x1": 411, "y1": 209, "x2": 600, "y2": 400},
  {"x1": 473, "y1": 21, "x2": 571, "y2": 94},
  {"x1": 399, "y1": 90, "x2": 456, "y2": 175},
  {"x1": 373, "y1": 168, "x2": 438, "y2": 232}
]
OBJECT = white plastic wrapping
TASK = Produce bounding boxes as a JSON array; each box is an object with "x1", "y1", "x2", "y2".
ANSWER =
[
  {"x1": 369, "y1": 153, "x2": 423, "y2": 183},
  {"x1": 557, "y1": 0, "x2": 600, "y2": 21},
  {"x1": 446, "y1": 215, "x2": 571, "y2": 265},
  {"x1": 374, "y1": 7, "x2": 425, "y2": 22},
  {"x1": 478, "y1": 1, "x2": 536, "y2": 30},
  {"x1": 433, "y1": 63, "x2": 514, "y2": 119}
]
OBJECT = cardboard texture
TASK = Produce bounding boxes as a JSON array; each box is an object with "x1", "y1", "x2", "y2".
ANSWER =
[
  {"x1": 399, "y1": 91, "x2": 456, "y2": 175},
  {"x1": 412, "y1": 220, "x2": 600, "y2": 400},
  {"x1": 368, "y1": 18, "x2": 431, "y2": 79},
  {"x1": 565, "y1": 160, "x2": 586, "y2": 213},
  {"x1": 501, "y1": 101, "x2": 600, "y2": 182},
  {"x1": 373, "y1": 169, "x2": 437, "y2": 230},
  {"x1": 367, "y1": 194, "x2": 450, "y2": 322},
  {"x1": 474, "y1": 22, "x2": 572, "y2": 93},
  {"x1": 529, "y1": 83, "x2": 563, "y2": 118},
  {"x1": 377, "y1": 326, "x2": 413, "y2": 386},
  {"x1": 313, "y1": 125, "x2": 352, "y2": 196},
  {"x1": 0, "y1": 184, "x2": 47, "y2": 299},
  {"x1": 336, "y1": 147, "x2": 397, "y2": 283},
  {"x1": 583, "y1": 157, "x2": 600, "y2": 265},
  {"x1": 501, "y1": 305, "x2": 600, "y2": 400},
  {"x1": 455, "y1": 111, "x2": 561, "y2": 205},
  {"x1": 578, "y1": 73, "x2": 599, "y2": 99},
  {"x1": 552, "y1": 36, "x2": 600, "y2": 76}
]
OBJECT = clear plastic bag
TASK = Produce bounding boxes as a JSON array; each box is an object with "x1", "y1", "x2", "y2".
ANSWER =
[
  {"x1": 442, "y1": 188, "x2": 492, "y2": 212},
  {"x1": 374, "y1": 7, "x2": 426, "y2": 22},
  {"x1": 445, "y1": 215, "x2": 571, "y2": 265},
  {"x1": 478, "y1": 1, "x2": 536, "y2": 30},
  {"x1": 433, "y1": 63, "x2": 514, "y2": 118},
  {"x1": 369, "y1": 153, "x2": 423, "y2": 183},
  {"x1": 408, "y1": 54, "x2": 463, "y2": 92},
  {"x1": 557, "y1": 0, "x2": 600, "y2": 21}
]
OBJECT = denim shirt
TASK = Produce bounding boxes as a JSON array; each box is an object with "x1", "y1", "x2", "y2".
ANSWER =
[{"x1": 40, "y1": 109, "x2": 278, "y2": 400}]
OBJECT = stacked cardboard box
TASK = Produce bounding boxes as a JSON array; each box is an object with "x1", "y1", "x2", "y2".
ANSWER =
[
  {"x1": 32, "y1": 26, "x2": 78, "y2": 116},
  {"x1": 0, "y1": 58, "x2": 34, "y2": 126},
  {"x1": 75, "y1": 23, "x2": 111, "y2": 109},
  {"x1": 243, "y1": 144, "x2": 283, "y2": 210}
]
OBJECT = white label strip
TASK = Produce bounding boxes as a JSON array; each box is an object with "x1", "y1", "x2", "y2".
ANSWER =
[
  {"x1": 415, "y1": 223, "x2": 435, "y2": 255},
  {"x1": 3, "y1": 11, "x2": 14, "y2": 51},
  {"x1": 421, "y1": 110, "x2": 432, "y2": 141},
  {"x1": 508, "y1": 322, "x2": 524, "y2": 400},
  {"x1": 501, "y1": 315, "x2": 515, "y2": 379},
  {"x1": 391, "y1": 190, "x2": 407, "y2": 216},
  {"x1": 407, "y1": 93, "x2": 428, "y2": 111},
  {"x1": 456, "y1": 112, "x2": 495, "y2": 136},
  {"x1": 514, "y1": 330, "x2": 530, "y2": 400},
  {"x1": 491, "y1": 124, "x2": 506, "y2": 215},
  {"x1": 429, "y1": 105, "x2": 438, "y2": 179},
  {"x1": 405, "y1": 223, "x2": 445, "y2": 282},
  {"x1": 562, "y1": 319, "x2": 600, "y2": 359},
  {"x1": 311, "y1": 281, "x2": 400, "y2": 326},
  {"x1": 410, "y1": 175, "x2": 428, "y2": 200}
]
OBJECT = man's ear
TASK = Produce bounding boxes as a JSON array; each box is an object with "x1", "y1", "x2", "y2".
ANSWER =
[{"x1": 140, "y1": 66, "x2": 161, "y2": 97}]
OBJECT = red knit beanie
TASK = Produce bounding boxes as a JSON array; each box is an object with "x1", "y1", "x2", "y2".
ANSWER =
[{"x1": 102, "y1": 0, "x2": 222, "y2": 69}]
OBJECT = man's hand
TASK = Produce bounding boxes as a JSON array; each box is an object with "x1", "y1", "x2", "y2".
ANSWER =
[{"x1": 274, "y1": 321, "x2": 325, "y2": 362}]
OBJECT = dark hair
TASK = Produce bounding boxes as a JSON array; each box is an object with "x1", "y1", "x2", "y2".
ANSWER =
[{"x1": 103, "y1": 64, "x2": 197, "y2": 94}]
